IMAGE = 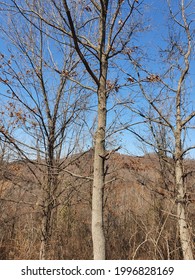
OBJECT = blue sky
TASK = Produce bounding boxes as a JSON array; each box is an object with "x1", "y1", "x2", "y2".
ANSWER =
[
  {"x1": 112, "y1": 0, "x2": 195, "y2": 157},
  {"x1": 0, "y1": 0, "x2": 195, "y2": 158}
]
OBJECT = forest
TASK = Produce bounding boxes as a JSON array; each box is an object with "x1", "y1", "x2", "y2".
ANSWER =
[{"x1": 0, "y1": 0, "x2": 195, "y2": 260}]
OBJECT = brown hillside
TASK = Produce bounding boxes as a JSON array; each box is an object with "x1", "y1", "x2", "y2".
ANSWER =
[{"x1": 0, "y1": 151, "x2": 195, "y2": 259}]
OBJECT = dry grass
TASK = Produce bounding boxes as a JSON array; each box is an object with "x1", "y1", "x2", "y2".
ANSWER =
[{"x1": 0, "y1": 152, "x2": 194, "y2": 259}]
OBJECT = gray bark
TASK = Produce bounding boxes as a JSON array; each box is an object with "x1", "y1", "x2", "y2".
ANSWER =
[
  {"x1": 92, "y1": 55, "x2": 108, "y2": 259},
  {"x1": 175, "y1": 135, "x2": 193, "y2": 259}
]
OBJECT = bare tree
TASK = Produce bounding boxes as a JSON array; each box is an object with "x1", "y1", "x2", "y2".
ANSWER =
[
  {"x1": 55, "y1": 0, "x2": 144, "y2": 259},
  {"x1": 0, "y1": 6, "x2": 89, "y2": 259},
  {"x1": 126, "y1": 0, "x2": 194, "y2": 259},
  {"x1": 6, "y1": 0, "x2": 147, "y2": 259}
]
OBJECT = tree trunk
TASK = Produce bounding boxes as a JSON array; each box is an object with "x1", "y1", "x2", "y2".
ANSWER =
[
  {"x1": 175, "y1": 158, "x2": 193, "y2": 259},
  {"x1": 92, "y1": 56, "x2": 107, "y2": 260},
  {"x1": 39, "y1": 195, "x2": 53, "y2": 260},
  {"x1": 39, "y1": 159, "x2": 56, "y2": 259}
]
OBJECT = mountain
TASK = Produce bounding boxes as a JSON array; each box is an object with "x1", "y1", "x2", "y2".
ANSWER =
[{"x1": 0, "y1": 151, "x2": 194, "y2": 259}]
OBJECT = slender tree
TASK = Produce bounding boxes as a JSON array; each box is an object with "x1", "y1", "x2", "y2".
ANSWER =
[
  {"x1": 47, "y1": 0, "x2": 143, "y2": 259},
  {"x1": 0, "y1": 7, "x2": 89, "y2": 259},
  {"x1": 125, "y1": 0, "x2": 194, "y2": 259}
]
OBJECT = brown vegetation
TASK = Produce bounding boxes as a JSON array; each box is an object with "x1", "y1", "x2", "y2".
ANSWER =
[{"x1": 0, "y1": 151, "x2": 194, "y2": 259}]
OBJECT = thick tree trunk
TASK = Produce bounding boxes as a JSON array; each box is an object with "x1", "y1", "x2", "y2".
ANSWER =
[
  {"x1": 175, "y1": 159, "x2": 193, "y2": 259},
  {"x1": 92, "y1": 57, "x2": 107, "y2": 260}
]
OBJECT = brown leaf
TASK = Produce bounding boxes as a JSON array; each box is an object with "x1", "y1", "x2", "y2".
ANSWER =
[
  {"x1": 127, "y1": 76, "x2": 134, "y2": 83},
  {"x1": 146, "y1": 74, "x2": 161, "y2": 82}
]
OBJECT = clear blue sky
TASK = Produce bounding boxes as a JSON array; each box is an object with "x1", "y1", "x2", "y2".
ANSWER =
[{"x1": 0, "y1": 0, "x2": 195, "y2": 158}]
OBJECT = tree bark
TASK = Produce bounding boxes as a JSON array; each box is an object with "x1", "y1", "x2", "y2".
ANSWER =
[
  {"x1": 92, "y1": 55, "x2": 108, "y2": 260},
  {"x1": 39, "y1": 141, "x2": 57, "y2": 259},
  {"x1": 39, "y1": 195, "x2": 53, "y2": 260},
  {"x1": 175, "y1": 150, "x2": 193, "y2": 259}
]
